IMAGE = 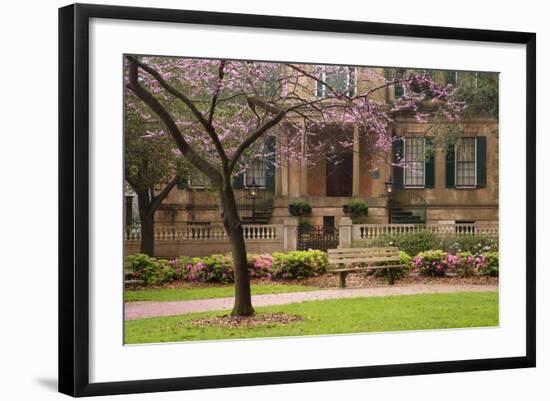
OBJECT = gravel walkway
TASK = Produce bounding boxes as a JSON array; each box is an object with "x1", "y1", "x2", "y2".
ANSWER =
[{"x1": 125, "y1": 283, "x2": 498, "y2": 321}]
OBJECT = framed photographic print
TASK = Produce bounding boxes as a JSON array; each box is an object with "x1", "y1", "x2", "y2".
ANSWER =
[{"x1": 58, "y1": 3, "x2": 536, "y2": 397}]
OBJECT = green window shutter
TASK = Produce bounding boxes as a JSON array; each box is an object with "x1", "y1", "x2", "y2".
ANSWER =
[
  {"x1": 445, "y1": 143, "x2": 455, "y2": 188},
  {"x1": 394, "y1": 84, "x2": 404, "y2": 98},
  {"x1": 233, "y1": 173, "x2": 244, "y2": 189},
  {"x1": 176, "y1": 177, "x2": 188, "y2": 190},
  {"x1": 265, "y1": 136, "x2": 276, "y2": 191},
  {"x1": 394, "y1": 69, "x2": 405, "y2": 98},
  {"x1": 476, "y1": 136, "x2": 487, "y2": 188},
  {"x1": 392, "y1": 138, "x2": 404, "y2": 188},
  {"x1": 424, "y1": 137, "x2": 435, "y2": 188}
]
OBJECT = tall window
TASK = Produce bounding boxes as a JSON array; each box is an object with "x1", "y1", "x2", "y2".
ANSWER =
[
  {"x1": 393, "y1": 68, "x2": 406, "y2": 98},
  {"x1": 456, "y1": 138, "x2": 476, "y2": 187},
  {"x1": 445, "y1": 70, "x2": 459, "y2": 87},
  {"x1": 245, "y1": 159, "x2": 266, "y2": 187},
  {"x1": 404, "y1": 137, "x2": 425, "y2": 187},
  {"x1": 316, "y1": 66, "x2": 356, "y2": 97}
]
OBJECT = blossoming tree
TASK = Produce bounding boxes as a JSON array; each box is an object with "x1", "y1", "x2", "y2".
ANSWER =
[
  {"x1": 125, "y1": 55, "x2": 462, "y2": 316},
  {"x1": 125, "y1": 96, "x2": 183, "y2": 256}
]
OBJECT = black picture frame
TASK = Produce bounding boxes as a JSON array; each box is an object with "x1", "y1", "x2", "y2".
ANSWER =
[{"x1": 59, "y1": 3, "x2": 536, "y2": 397}]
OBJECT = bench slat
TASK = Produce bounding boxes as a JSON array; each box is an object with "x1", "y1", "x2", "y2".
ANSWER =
[
  {"x1": 328, "y1": 252, "x2": 400, "y2": 259},
  {"x1": 327, "y1": 247, "x2": 405, "y2": 287},
  {"x1": 328, "y1": 249, "x2": 399, "y2": 255},
  {"x1": 328, "y1": 247, "x2": 398, "y2": 253},
  {"x1": 332, "y1": 264, "x2": 405, "y2": 272},
  {"x1": 329, "y1": 256, "x2": 401, "y2": 264}
]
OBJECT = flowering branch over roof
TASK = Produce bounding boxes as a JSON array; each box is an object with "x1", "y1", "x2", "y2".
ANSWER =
[{"x1": 125, "y1": 55, "x2": 463, "y2": 179}]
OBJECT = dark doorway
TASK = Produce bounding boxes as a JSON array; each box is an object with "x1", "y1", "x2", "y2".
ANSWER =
[
  {"x1": 326, "y1": 153, "x2": 353, "y2": 197},
  {"x1": 323, "y1": 216, "x2": 335, "y2": 230}
]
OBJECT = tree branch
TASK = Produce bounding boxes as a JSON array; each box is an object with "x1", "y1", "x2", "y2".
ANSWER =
[
  {"x1": 126, "y1": 57, "x2": 223, "y2": 186},
  {"x1": 229, "y1": 102, "x2": 288, "y2": 173},
  {"x1": 208, "y1": 60, "x2": 225, "y2": 126},
  {"x1": 150, "y1": 173, "x2": 181, "y2": 212},
  {"x1": 126, "y1": 55, "x2": 228, "y2": 168},
  {"x1": 228, "y1": 95, "x2": 333, "y2": 173}
]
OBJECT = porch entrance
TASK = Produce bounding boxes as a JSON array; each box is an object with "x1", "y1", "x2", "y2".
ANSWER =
[{"x1": 326, "y1": 152, "x2": 353, "y2": 197}]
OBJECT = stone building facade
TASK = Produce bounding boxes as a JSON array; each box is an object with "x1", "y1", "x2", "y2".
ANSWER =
[{"x1": 150, "y1": 66, "x2": 498, "y2": 229}]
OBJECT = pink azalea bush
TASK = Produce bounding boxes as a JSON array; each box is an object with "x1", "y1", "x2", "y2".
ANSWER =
[
  {"x1": 187, "y1": 255, "x2": 234, "y2": 283},
  {"x1": 247, "y1": 253, "x2": 274, "y2": 279},
  {"x1": 125, "y1": 248, "x2": 495, "y2": 287},
  {"x1": 412, "y1": 250, "x2": 488, "y2": 277},
  {"x1": 456, "y1": 251, "x2": 487, "y2": 277},
  {"x1": 412, "y1": 250, "x2": 448, "y2": 277}
]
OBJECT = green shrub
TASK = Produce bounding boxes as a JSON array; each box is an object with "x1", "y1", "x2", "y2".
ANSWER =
[
  {"x1": 478, "y1": 251, "x2": 499, "y2": 276},
  {"x1": 400, "y1": 250, "x2": 412, "y2": 268},
  {"x1": 184, "y1": 254, "x2": 235, "y2": 283},
  {"x1": 124, "y1": 253, "x2": 179, "y2": 285},
  {"x1": 288, "y1": 200, "x2": 312, "y2": 216},
  {"x1": 366, "y1": 232, "x2": 498, "y2": 256},
  {"x1": 441, "y1": 234, "x2": 498, "y2": 255},
  {"x1": 343, "y1": 201, "x2": 369, "y2": 222},
  {"x1": 369, "y1": 230, "x2": 440, "y2": 256},
  {"x1": 126, "y1": 250, "x2": 328, "y2": 285},
  {"x1": 271, "y1": 250, "x2": 328, "y2": 279}
]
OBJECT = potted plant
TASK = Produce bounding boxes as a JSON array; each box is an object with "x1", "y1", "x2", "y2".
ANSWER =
[
  {"x1": 288, "y1": 200, "x2": 312, "y2": 217},
  {"x1": 343, "y1": 200, "x2": 369, "y2": 223}
]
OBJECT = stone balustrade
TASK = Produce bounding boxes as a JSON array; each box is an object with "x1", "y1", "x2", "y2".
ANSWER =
[
  {"x1": 125, "y1": 221, "x2": 498, "y2": 258},
  {"x1": 125, "y1": 224, "x2": 281, "y2": 241},
  {"x1": 353, "y1": 222, "x2": 499, "y2": 240}
]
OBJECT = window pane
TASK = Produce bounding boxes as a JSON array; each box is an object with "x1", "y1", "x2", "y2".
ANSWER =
[
  {"x1": 245, "y1": 159, "x2": 266, "y2": 187},
  {"x1": 445, "y1": 71, "x2": 458, "y2": 87},
  {"x1": 456, "y1": 138, "x2": 476, "y2": 186},
  {"x1": 318, "y1": 66, "x2": 355, "y2": 96},
  {"x1": 404, "y1": 137, "x2": 425, "y2": 186}
]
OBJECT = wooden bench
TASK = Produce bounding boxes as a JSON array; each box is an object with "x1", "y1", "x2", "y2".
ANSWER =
[
  {"x1": 125, "y1": 269, "x2": 144, "y2": 289},
  {"x1": 327, "y1": 247, "x2": 405, "y2": 287}
]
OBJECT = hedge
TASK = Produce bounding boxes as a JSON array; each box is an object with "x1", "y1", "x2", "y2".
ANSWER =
[{"x1": 125, "y1": 250, "x2": 328, "y2": 285}]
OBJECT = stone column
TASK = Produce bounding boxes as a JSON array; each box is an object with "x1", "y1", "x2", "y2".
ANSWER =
[
  {"x1": 339, "y1": 216, "x2": 353, "y2": 248},
  {"x1": 300, "y1": 131, "x2": 308, "y2": 196},
  {"x1": 280, "y1": 134, "x2": 289, "y2": 196},
  {"x1": 352, "y1": 126, "x2": 360, "y2": 196},
  {"x1": 275, "y1": 132, "x2": 282, "y2": 196},
  {"x1": 283, "y1": 217, "x2": 299, "y2": 252}
]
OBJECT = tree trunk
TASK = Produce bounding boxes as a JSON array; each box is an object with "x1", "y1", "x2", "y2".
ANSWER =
[
  {"x1": 140, "y1": 214, "x2": 155, "y2": 256},
  {"x1": 137, "y1": 191, "x2": 155, "y2": 256},
  {"x1": 130, "y1": 176, "x2": 180, "y2": 257},
  {"x1": 220, "y1": 186, "x2": 254, "y2": 316}
]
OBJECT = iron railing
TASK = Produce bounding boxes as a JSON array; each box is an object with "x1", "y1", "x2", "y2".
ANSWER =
[{"x1": 235, "y1": 190, "x2": 274, "y2": 210}]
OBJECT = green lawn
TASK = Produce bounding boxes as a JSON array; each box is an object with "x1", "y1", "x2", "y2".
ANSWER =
[
  {"x1": 125, "y1": 291, "x2": 498, "y2": 344},
  {"x1": 125, "y1": 283, "x2": 321, "y2": 302}
]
